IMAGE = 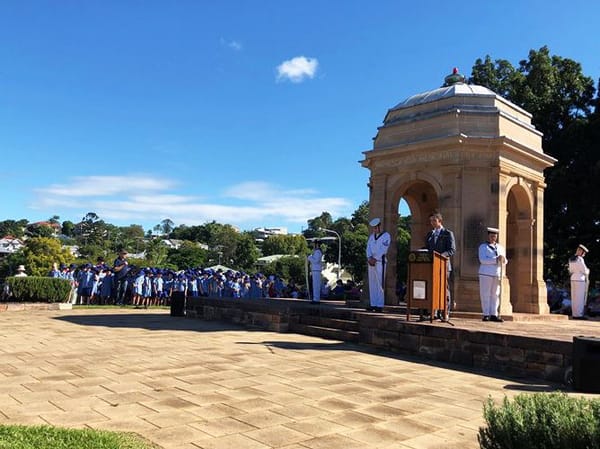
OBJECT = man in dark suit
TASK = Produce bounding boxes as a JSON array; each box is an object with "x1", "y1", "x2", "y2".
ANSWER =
[{"x1": 422, "y1": 212, "x2": 456, "y2": 321}]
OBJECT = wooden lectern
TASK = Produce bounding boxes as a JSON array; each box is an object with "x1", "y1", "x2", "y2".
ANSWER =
[{"x1": 406, "y1": 250, "x2": 448, "y2": 322}]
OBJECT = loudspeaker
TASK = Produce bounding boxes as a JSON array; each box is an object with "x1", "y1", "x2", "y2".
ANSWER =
[
  {"x1": 170, "y1": 293, "x2": 186, "y2": 317},
  {"x1": 573, "y1": 336, "x2": 600, "y2": 393}
]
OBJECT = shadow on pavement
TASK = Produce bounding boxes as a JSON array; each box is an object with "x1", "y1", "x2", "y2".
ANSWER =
[
  {"x1": 237, "y1": 340, "x2": 566, "y2": 393},
  {"x1": 54, "y1": 312, "x2": 566, "y2": 393},
  {"x1": 53, "y1": 312, "x2": 246, "y2": 332}
]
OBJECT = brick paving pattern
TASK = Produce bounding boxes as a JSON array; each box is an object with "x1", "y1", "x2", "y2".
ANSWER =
[{"x1": 0, "y1": 309, "x2": 592, "y2": 449}]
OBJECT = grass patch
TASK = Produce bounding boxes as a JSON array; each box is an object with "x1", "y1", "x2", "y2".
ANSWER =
[{"x1": 0, "y1": 425, "x2": 157, "y2": 449}]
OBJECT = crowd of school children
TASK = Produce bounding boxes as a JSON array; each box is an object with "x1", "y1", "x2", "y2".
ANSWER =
[
  {"x1": 547, "y1": 278, "x2": 600, "y2": 317},
  {"x1": 48, "y1": 258, "x2": 362, "y2": 307}
]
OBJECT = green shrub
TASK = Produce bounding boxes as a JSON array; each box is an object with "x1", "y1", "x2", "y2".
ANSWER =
[
  {"x1": 4, "y1": 277, "x2": 72, "y2": 303},
  {"x1": 479, "y1": 392, "x2": 600, "y2": 449}
]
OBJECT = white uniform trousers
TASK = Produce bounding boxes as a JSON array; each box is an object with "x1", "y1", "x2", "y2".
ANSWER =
[
  {"x1": 479, "y1": 274, "x2": 500, "y2": 316},
  {"x1": 368, "y1": 261, "x2": 385, "y2": 308},
  {"x1": 571, "y1": 280, "x2": 587, "y2": 317},
  {"x1": 311, "y1": 271, "x2": 321, "y2": 302}
]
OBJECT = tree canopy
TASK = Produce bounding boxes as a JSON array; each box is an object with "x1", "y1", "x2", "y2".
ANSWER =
[{"x1": 471, "y1": 45, "x2": 599, "y2": 280}]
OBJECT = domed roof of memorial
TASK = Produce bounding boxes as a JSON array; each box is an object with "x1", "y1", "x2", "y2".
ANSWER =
[
  {"x1": 391, "y1": 83, "x2": 497, "y2": 110},
  {"x1": 390, "y1": 68, "x2": 496, "y2": 111}
]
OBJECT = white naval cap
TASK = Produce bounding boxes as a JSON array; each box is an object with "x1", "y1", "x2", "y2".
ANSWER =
[
  {"x1": 486, "y1": 227, "x2": 499, "y2": 234},
  {"x1": 578, "y1": 244, "x2": 589, "y2": 253},
  {"x1": 369, "y1": 218, "x2": 381, "y2": 227}
]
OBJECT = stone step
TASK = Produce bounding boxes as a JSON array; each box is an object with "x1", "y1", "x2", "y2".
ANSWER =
[
  {"x1": 288, "y1": 322, "x2": 360, "y2": 343},
  {"x1": 293, "y1": 305, "x2": 360, "y2": 321},
  {"x1": 449, "y1": 311, "x2": 570, "y2": 321},
  {"x1": 295, "y1": 314, "x2": 360, "y2": 332}
]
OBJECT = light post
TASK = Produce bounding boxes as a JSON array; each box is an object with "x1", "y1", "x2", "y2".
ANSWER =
[{"x1": 319, "y1": 228, "x2": 341, "y2": 280}]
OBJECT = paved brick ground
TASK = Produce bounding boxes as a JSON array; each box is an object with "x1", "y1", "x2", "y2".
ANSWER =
[{"x1": 0, "y1": 309, "x2": 583, "y2": 449}]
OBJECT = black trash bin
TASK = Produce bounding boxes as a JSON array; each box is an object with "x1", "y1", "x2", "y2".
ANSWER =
[
  {"x1": 573, "y1": 336, "x2": 600, "y2": 393},
  {"x1": 170, "y1": 292, "x2": 186, "y2": 317}
]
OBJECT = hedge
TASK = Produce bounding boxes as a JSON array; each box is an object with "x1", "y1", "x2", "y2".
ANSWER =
[
  {"x1": 3, "y1": 277, "x2": 72, "y2": 303},
  {"x1": 479, "y1": 392, "x2": 600, "y2": 449}
]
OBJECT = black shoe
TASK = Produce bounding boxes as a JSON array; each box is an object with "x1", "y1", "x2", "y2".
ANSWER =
[
  {"x1": 418, "y1": 315, "x2": 429, "y2": 322},
  {"x1": 572, "y1": 316, "x2": 588, "y2": 320},
  {"x1": 482, "y1": 316, "x2": 490, "y2": 322},
  {"x1": 366, "y1": 306, "x2": 373, "y2": 311},
  {"x1": 310, "y1": 300, "x2": 320, "y2": 304},
  {"x1": 375, "y1": 307, "x2": 383, "y2": 313},
  {"x1": 490, "y1": 315, "x2": 504, "y2": 322}
]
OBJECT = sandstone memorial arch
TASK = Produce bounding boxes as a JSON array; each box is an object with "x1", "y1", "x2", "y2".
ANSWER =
[{"x1": 361, "y1": 69, "x2": 557, "y2": 316}]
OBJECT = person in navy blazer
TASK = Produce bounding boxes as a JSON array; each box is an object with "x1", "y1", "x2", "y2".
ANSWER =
[{"x1": 423, "y1": 212, "x2": 456, "y2": 320}]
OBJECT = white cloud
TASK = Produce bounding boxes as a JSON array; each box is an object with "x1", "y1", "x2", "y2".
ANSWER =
[
  {"x1": 38, "y1": 175, "x2": 175, "y2": 197},
  {"x1": 31, "y1": 175, "x2": 352, "y2": 231},
  {"x1": 220, "y1": 37, "x2": 242, "y2": 51},
  {"x1": 276, "y1": 56, "x2": 318, "y2": 83}
]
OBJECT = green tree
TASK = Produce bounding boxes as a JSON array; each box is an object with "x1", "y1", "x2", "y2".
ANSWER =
[
  {"x1": 261, "y1": 234, "x2": 307, "y2": 257},
  {"x1": 169, "y1": 221, "x2": 243, "y2": 267},
  {"x1": 188, "y1": 223, "x2": 236, "y2": 266},
  {"x1": 118, "y1": 224, "x2": 145, "y2": 253},
  {"x1": 25, "y1": 223, "x2": 55, "y2": 238},
  {"x1": 341, "y1": 226, "x2": 369, "y2": 282},
  {"x1": 471, "y1": 46, "x2": 595, "y2": 143},
  {"x1": 160, "y1": 218, "x2": 175, "y2": 236},
  {"x1": 74, "y1": 212, "x2": 110, "y2": 246},
  {"x1": 21, "y1": 237, "x2": 74, "y2": 276},
  {"x1": 470, "y1": 46, "x2": 598, "y2": 282},
  {"x1": 303, "y1": 204, "x2": 374, "y2": 282},
  {"x1": 263, "y1": 256, "x2": 304, "y2": 283},
  {"x1": 396, "y1": 216, "x2": 412, "y2": 283},
  {"x1": 170, "y1": 224, "x2": 198, "y2": 241},
  {"x1": 145, "y1": 237, "x2": 169, "y2": 267},
  {"x1": 351, "y1": 201, "x2": 370, "y2": 227},
  {"x1": 48, "y1": 215, "x2": 61, "y2": 227},
  {"x1": 0, "y1": 219, "x2": 28, "y2": 238},
  {"x1": 234, "y1": 232, "x2": 260, "y2": 271},
  {"x1": 166, "y1": 241, "x2": 208, "y2": 270},
  {"x1": 0, "y1": 252, "x2": 26, "y2": 278},
  {"x1": 77, "y1": 244, "x2": 106, "y2": 261},
  {"x1": 306, "y1": 212, "x2": 333, "y2": 235},
  {"x1": 61, "y1": 220, "x2": 75, "y2": 237}
]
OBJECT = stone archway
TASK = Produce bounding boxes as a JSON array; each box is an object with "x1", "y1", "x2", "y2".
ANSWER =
[
  {"x1": 361, "y1": 70, "x2": 556, "y2": 314},
  {"x1": 390, "y1": 179, "x2": 440, "y2": 251},
  {"x1": 505, "y1": 181, "x2": 549, "y2": 314}
]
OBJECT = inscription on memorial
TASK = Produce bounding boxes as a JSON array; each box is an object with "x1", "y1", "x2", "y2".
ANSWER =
[{"x1": 372, "y1": 150, "x2": 494, "y2": 169}]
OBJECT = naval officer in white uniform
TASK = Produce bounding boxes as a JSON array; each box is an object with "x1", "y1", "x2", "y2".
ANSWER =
[
  {"x1": 478, "y1": 227, "x2": 507, "y2": 322},
  {"x1": 366, "y1": 218, "x2": 391, "y2": 312},
  {"x1": 307, "y1": 240, "x2": 323, "y2": 303},
  {"x1": 569, "y1": 243, "x2": 590, "y2": 319}
]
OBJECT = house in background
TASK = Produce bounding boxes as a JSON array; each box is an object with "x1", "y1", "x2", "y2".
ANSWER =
[
  {"x1": 253, "y1": 227, "x2": 288, "y2": 242},
  {"x1": 26, "y1": 221, "x2": 61, "y2": 236},
  {"x1": 0, "y1": 236, "x2": 25, "y2": 258}
]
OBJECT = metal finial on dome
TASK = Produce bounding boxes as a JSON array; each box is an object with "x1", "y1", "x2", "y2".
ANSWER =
[{"x1": 443, "y1": 67, "x2": 466, "y2": 87}]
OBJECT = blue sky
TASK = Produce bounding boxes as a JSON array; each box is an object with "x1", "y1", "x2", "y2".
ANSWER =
[{"x1": 1, "y1": 1, "x2": 598, "y2": 234}]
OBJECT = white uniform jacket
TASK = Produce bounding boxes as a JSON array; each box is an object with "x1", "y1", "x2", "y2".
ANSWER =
[
  {"x1": 366, "y1": 232, "x2": 391, "y2": 263},
  {"x1": 478, "y1": 243, "x2": 507, "y2": 277},
  {"x1": 307, "y1": 249, "x2": 323, "y2": 271},
  {"x1": 569, "y1": 256, "x2": 589, "y2": 282}
]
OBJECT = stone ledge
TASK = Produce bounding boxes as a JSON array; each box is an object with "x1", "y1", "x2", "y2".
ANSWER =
[{"x1": 0, "y1": 302, "x2": 72, "y2": 312}]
